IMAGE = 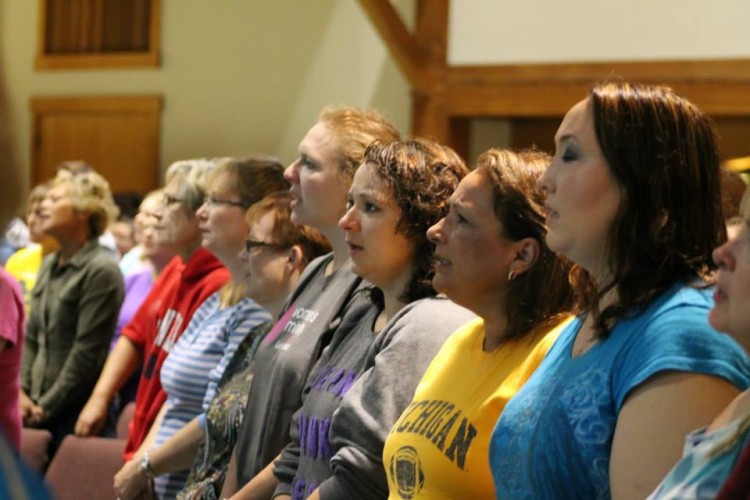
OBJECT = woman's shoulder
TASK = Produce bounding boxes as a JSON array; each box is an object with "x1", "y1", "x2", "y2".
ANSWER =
[
  {"x1": 638, "y1": 281, "x2": 713, "y2": 320},
  {"x1": 85, "y1": 241, "x2": 120, "y2": 265},
  {"x1": 393, "y1": 296, "x2": 476, "y2": 325},
  {"x1": 376, "y1": 297, "x2": 477, "y2": 349},
  {"x1": 614, "y1": 282, "x2": 716, "y2": 343}
]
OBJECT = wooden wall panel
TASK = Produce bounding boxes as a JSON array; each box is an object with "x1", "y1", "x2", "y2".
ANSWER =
[{"x1": 31, "y1": 95, "x2": 162, "y2": 194}]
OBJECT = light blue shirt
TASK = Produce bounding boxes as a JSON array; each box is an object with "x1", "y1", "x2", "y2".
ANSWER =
[
  {"x1": 647, "y1": 407, "x2": 750, "y2": 499},
  {"x1": 490, "y1": 283, "x2": 750, "y2": 500},
  {"x1": 154, "y1": 292, "x2": 270, "y2": 499}
]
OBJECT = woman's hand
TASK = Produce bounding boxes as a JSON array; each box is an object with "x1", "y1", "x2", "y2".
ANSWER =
[
  {"x1": 113, "y1": 458, "x2": 150, "y2": 500},
  {"x1": 19, "y1": 390, "x2": 43, "y2": 426},
  {"x1": 74, "y1": 394, "x2": 109, "y2": 436}
]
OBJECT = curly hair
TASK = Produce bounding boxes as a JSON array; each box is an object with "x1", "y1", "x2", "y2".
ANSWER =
[
  {"x1": 581, "y1": 82, "x2": 724, "y2": 337},
  {"x1": 476, "y1": 149, "x2": 575, "y2": 341},
  {"x1": 319, "y1": 106, "x2": 400, "y2": 182},
  {"x1": 51, "y1": 169, "x2": 119, "y2": 238},
  {"x1": 364, "y1": 138, "x2": 469, "y2": 303},
  {"x1": 245, "y1": 191, "x2": 332, "y2": 266}
]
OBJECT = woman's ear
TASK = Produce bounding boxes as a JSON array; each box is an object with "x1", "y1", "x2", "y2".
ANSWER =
[
  {"x1": 510, "y1": 237, "x2": 540, "y2": 277},
  {"x1": 287, "y1": 245, "x2": 304, "y2": 270}
]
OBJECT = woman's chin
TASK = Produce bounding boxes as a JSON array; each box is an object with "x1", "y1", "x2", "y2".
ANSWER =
[{"x1": 707, "y1": 307, "x2": 728, "y2": 335}]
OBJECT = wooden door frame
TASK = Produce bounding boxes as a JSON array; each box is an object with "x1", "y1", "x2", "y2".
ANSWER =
[{"x1": 357, "y1": 0, "x2": 750, "y2": 156}]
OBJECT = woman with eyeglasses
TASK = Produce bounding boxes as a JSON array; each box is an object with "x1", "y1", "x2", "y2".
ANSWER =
[
  {"x1": 114, "y1": 157, "x2": 289, "y2": 499},
  {"x1": 75, "y1": 159, "x2": 230, "y2": 448},
  {"x1": 163, "y1": 192, "x2": 330, "y2": 498}
]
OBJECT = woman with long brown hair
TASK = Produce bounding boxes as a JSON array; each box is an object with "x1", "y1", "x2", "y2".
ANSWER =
[{"x1": 490, "y1": 83, "x2": 750, "y2": 499}]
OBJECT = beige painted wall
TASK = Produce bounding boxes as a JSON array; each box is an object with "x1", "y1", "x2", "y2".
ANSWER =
[
  {"x1": 0, "y1": 0, "x2": 413, "y2": 191},
  {"x1": 450, "y1": 0, "x2": 750, "y2": 64},
  {"x1": 3, "y1": 1, "x2": 749, "y2": 191}
]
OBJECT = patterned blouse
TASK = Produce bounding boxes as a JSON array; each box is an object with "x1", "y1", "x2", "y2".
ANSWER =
[{"x1": 178, "y1": 321, "x2": 272, "y2": 499}]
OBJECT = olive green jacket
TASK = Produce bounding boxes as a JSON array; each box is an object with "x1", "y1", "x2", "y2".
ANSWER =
[{"x1": 21, "y1": 241, "x2": 124, "y2": 423}]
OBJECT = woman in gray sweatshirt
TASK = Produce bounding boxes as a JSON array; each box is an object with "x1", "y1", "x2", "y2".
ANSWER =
[{"x1": 251, "y1": 138, "x2": 476, "y2": 500}]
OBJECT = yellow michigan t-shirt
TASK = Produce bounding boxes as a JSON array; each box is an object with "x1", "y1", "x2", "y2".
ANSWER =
[{"x1": 383, "y1": 316, "x2": 572, "y2": 499}]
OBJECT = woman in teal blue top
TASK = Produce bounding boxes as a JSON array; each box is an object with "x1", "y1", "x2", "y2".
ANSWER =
[{"x1": 489, "y1": 83, "x2": 750, "y2": 499}]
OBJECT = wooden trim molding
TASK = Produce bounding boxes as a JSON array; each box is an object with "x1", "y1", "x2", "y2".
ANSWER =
[
  {"x1": 447, "y1": 59, "x2": 750, "y2": 86},
  {"x1": 30, "y1": 95, "x2": 162, "y2": 113},
  {"x1": 439, "y1": 80, "x2": 750, "y2": 118}
]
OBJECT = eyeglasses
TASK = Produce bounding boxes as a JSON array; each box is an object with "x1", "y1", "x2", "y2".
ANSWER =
[
  {"x1": 204, "y1": 195, "x2": 246, "y2": 208},
  {"x1": 245, "y1": 238, "x2": 288, "y2": 253},
  {"x1": 163, "y1": 193, "x2": 187, "y2": 206}
]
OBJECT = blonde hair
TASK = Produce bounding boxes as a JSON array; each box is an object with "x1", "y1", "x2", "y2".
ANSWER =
[
  {"x1": 51, "y1": 170, "x2": 119, "y2": 238},
  {"x1": 318, "y1": 106, "x2": 400, "y2": 181}
]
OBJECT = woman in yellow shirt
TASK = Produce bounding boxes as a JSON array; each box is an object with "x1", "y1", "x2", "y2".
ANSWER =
[
  {"x1": 6, "y1": 183, "x2": 59, "y2": 312},
  {"x1": 382, "y1": 149, "x2": 575, "y2": 499}
]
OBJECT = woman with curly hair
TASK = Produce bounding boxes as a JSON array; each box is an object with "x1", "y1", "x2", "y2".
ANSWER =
[
  {"x1": 236, "y1": 139, "x2": 475, "y2": 500},
  {"x1": 20, "y1": 169, "x2": 125, "y2": 453},
  {"x1": 490, "y1": 83, "x2": 750, "y2": 499},
  {"x1": 382, "y1": 148, "x2": 574, "y2": 499}
]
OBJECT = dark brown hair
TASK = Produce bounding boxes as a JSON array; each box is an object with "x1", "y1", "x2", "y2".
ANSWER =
[
  {"x1": 212, "y1": 157, "x2": 290, "y2": 307},
  {"x1": 364, "y1": 138, "x2": 469, "y2": 303},
  {"x1": 477, "y1": 149, "x2": 574, "y2": 341},
  {"x1": 212, "y1": 156, "x2": 289, "y2": 207},
  {"x1": 583, "y1": 82, "x2": 724, "y2": 336},
  {"x1": 245, "y1": 191, "x2": 331, "y2": 266}
]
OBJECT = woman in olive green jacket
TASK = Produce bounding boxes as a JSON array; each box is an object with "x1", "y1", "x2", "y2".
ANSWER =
[{"x1": 19, "y1": 169, "x2": 124, "y2": 453}]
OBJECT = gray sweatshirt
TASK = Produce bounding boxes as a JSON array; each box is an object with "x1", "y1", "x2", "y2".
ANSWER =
[
  {"x1": 274, "y1": 296, "x2": 476, "y2": 499},
  {"x1": 234, "y1": 254, "x2": 370, "y2": 484}
]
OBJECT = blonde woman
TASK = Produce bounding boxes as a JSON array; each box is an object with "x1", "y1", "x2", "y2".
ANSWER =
[{"x1": 20, "y1": 169, "x2": 124, "y2": 452}]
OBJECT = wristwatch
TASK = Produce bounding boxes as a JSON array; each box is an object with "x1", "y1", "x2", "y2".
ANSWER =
[{"x1": 139, "y1": 451, "x2": 157, "y2": 479}]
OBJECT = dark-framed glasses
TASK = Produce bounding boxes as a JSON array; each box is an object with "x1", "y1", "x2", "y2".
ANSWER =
[
  {"x1": 204, "y1": 195, "x2": 246, "y2": 208},
  {"x1": 245, "y1": 238, "x2": 288, "y2": 253}
]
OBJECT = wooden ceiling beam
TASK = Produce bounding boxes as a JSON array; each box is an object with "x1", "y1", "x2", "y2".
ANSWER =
[
  {"x1": 440, "y1": 80, "x2": 750, "y2": 118},
  {"x1": 414, "y1": 0, "x2": 449, "y2": 70},
  {"x1": 357, "y1": 0, "x2": 433, "y2": 91}
]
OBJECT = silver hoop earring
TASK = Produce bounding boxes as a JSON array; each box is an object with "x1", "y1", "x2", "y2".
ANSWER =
[{"x1": 507, "y1": 270, "x2": 515, "y2": 281}]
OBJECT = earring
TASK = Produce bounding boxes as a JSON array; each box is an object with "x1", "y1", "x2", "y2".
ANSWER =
[{"x1": 507, "y1": 270, "x2": 515, "y2": 281}]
